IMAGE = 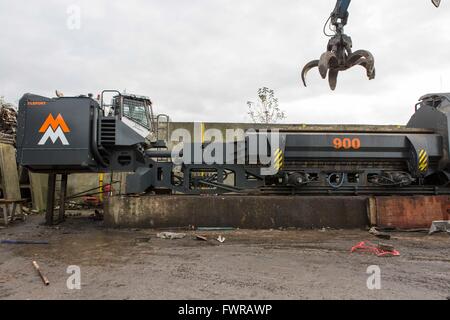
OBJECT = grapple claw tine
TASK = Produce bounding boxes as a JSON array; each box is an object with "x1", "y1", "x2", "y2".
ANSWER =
[
  {"x1": 369, "y1": 68, "x2": 376, "y2": 80},
  {"x1": 350, "y1": 57, "x2": 376, "y2": 80},
  {"x1": 301, "y1": 60, "x2": 320, "y2": 87},
  {"x1": 328, "y1": 68, "x2": 339, "y2": 91},
  {"x1": 348, "y1": 50, "x2": 375, "y2": 75},
  {"x1": 351, "y1": 50, "x2": 375, "y2": 61},
  {"x1": 319, "y1": 52, "x2": 338, "y2": 79}
]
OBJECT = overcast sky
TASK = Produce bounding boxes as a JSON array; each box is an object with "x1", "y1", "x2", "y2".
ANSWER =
[{"x1": 0, "y1": 0, "x2": 449, "y2": 125}]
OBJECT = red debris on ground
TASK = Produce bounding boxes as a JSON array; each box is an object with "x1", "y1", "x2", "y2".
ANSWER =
[{"x1": 351, "y1": 241, "x2": 400, "y2": 257}]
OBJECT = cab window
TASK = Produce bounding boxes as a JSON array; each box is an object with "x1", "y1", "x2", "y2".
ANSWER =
[{"x1": 123, "y1": 98, "x2": 149, "y2": 128}]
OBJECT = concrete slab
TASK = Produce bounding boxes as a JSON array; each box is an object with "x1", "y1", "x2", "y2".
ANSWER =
[{"x1": 105, "y1": 195, "x2": 370, "y2": 229}]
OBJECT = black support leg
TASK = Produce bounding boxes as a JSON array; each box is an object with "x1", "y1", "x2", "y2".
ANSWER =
[
  {"x1": 45, "y1": 173, "x2": 56, "y2": 226},
  {"x1": 58, "y1": 173, "x2": 68, "y2": 223}
]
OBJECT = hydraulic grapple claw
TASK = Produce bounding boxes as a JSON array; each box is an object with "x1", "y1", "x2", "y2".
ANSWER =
[
  {"x1": 301, "y1": 3, "x2": 376, "y2": 91},
  {"x1": 301, "y1": 59, "x2": 319, "y2": 87},
  {"x1": 301, "y1": 43, "x2": 376, "y2": 90}
]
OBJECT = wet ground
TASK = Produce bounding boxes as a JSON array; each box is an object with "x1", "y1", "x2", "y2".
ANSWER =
[{"x1": 0, "y1": 212, "x2": 449, "y2": 300}]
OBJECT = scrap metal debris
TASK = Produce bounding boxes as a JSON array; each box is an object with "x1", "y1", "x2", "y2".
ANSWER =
[
  {"x1": 377, "y1": 243, "x2": 396, "y2": 252},
  {"x1": 156, "y1": 232, "x2": 186, "y2": 240},
  {"x1": 369, "y1": 227, "x2": 392, "y2": 240},
  {"x1": 428, "y1": 221, "x2": 450, "y2": 235},
  {"x1": 0, "y1": 98, "x2": 18, "y2": 146},
  {"x1": 195, "y1": 235, "x2": 208, "y2": 241},
  {"x1": 32, "y1": 261, "x2": 50, "y2": 286},
  {"x1": 351, "y1": 241, "x2": 400, "y2": 257},
  {"x1": 217, "y1": 236, "x2": 226, "y2": 243}
]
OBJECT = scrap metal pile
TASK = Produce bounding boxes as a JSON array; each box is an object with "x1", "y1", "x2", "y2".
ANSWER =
[{"x1": 0, "y1": 98, "x2": 18, "y2": 146}]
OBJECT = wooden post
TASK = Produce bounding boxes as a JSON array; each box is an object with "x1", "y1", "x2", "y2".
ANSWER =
[
  {"x1": 0, "y1": 144, "x2": 21, "y2": 200},
  {"x1": 45, "y1": 174, "x2": 56, "y2": 226},
  {"x1": 58, "y1": 174, "x2": 68, "y2": 223}
]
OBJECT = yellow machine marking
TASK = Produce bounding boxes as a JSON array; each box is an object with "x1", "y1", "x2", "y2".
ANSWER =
[
  {"x1": 273, "y1": 149, "x2": 284, "y2": 172},
  {"x1": 418, "y1": 149, "x2": 429, "y2": 172},
  {"x1": 99, "y1": 173, "x2": 104, "y2": 202}
]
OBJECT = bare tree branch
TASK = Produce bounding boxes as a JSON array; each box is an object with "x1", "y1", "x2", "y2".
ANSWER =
[{"x1": 247, "y1": 87, "x2": 286, "y2": 124}]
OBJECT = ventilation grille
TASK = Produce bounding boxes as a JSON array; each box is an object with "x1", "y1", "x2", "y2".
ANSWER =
[{"x1": 100, "y1": 119, "x2": 116, "y2": 145}]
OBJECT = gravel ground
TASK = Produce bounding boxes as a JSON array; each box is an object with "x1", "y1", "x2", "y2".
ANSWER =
[{"x1": 0, "y1": 213, "x2": 449, "y2": 300}]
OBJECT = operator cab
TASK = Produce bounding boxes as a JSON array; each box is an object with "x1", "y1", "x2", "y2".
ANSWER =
[
  {"x1": 117, "y1": 94, "x2": 154, "y2": 140},
  {"x1": 100, "y1": 90, "x2": 155, "y2": 140}
]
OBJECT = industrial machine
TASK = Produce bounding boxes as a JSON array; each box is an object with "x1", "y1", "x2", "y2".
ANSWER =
[
  {"x1": 12, "y1": 1, "x2": 448, "y2": 226},
  {"x1": 301, "y1": 0, "x2": 443, "y2": 90},
  {"x1": 17, "y1": 91, "x2": 450, "y2": 199}
]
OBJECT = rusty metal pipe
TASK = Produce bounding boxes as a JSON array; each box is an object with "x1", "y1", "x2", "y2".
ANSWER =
[{"x1": 32, "y1": 261, "x2": 50, "y2": 286}]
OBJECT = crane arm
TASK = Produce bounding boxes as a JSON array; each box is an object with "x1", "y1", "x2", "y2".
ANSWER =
[
  {"x1": 331, "y1": 0, "x2": 441, "y2": 27},
  {"x1": 331, "y1": 0, "x2": 351, "y2": 27}
]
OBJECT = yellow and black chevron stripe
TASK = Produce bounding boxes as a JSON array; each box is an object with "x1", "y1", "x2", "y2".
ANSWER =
[
  {"x1": 418, "y1": 149, "x2": 429, "y2": 173},
  {"x1": 273, "y1": 148, "x2": 284, "y2": 172}
]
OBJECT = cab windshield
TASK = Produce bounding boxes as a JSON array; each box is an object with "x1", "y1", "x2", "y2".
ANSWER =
[{"x1": 122, "y1": 98, "x2": 149, "y2": 128}]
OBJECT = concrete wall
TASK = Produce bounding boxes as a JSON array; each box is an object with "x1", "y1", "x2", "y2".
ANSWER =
[
  {"x1": 105, "y1": 195, "x2": 370, "y2": 229},
  {"x1": 104, "y1": 195, "x2": 449, "y2": 230},
  {"x1": 67, "y1": 172, "x2": 123, "y2": 200},
  {"x1": 67, "y1": 174, "x2": 101, "y2": 197}
]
